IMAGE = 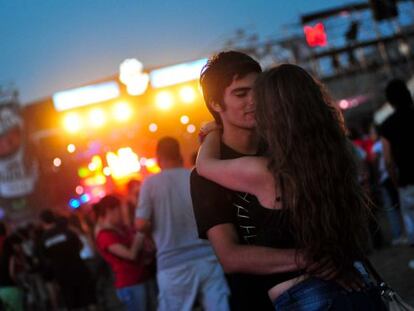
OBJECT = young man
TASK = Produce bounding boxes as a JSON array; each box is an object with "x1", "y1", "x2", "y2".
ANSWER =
[
  {"x1": 190, "y1": 51, "x2": 303, "y2": 310},
  {"x1": 136, "y1": 137, "x2": 229, "y2": 311},
  {"x1": 39, "y1": 210, "x2": 96, "y2": 311}
]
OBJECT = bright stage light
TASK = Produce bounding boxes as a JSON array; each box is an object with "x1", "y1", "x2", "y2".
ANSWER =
[
  {"x1": 179, "y1": 86, "x2": 196, "y2": 103},
  {"x1": 187, "y1": 124, "x2": 196, "y2": 134},
  {"x1": 53, "y1": 158, "x2": 62, "y2": 167},
  {"x1": 84, "y1": 174, "x2": 106, "y2": 186},
  {"x1": 119, "y1": 59, "x2": 143, "y2": 85},
  {"x1": 88, "y1": 155, "x2": 103, "y2": 172},
  {"x1": 89, "y1": 108, "x2": 106, "y2": 128},
  {"x1": 106, "y1": 147, "x2": 141, "y2": 179},
  {"x1": 149, "y1": 123, "x2": 158, "y2": 132},
  {"x1": 180, "y1": 115, "x2": 190, "y2": 125},
  {"x1": 126, "y1": 75, "x2": 150, "y2": 96},
  {"x1": 155, "y1": 91, "x2": 173, "y2": 110},
  {"x1": 103, "y1": 167, "x2": 111, "y2": 176},
  {"x1": 78, "y1": 167, "x2": 89, "y2": 178},
  {"x1": 69, "y1": 198, "x2": 81, "y2": 209},
  {"x1": 67, "y1": 144, "x2": 76, "y2": 153},
  {"x1": 119, "y1": 59, "x2": 149, "y2": 96},
  {"x1": 145, "y1": 158, "x2": 161, "y2": 174},
  {"x1": 113, "y1": 102, "x2": 132, "y2": 122},
  {"x1": 80, "y1": 193, "x2": 91, "y2": 203},
  {"x1": 75, "y1": 186, "x2": 84, "y2": 195},
  {"x1": 63, "y1": 113, "x2": 82, "y2": 133},
  {"x1": 339, "y1": 100, "x2": 349, "y2": 110}
]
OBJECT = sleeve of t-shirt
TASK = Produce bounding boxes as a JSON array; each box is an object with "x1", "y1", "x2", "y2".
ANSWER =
[
  {"x1": 136, "y1": 178, "x2": 153, "y2": 220},
  {"x1": 96, "y1": 230, "x2": 122, "y2": 251},
  {"x1": 190, "y1": 169, "x2": 236, "y2": 239}
]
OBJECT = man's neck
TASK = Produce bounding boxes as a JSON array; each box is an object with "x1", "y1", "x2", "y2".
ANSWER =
[
  {"x1": 222, "y1": 126, "x2": 258, "y2": 155},
  {"x1": 160, "y1": 160, "x2": 183, "y2": 170}
]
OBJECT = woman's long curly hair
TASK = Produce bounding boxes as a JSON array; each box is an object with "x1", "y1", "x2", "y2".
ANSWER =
[{"x1": 254, "y1": 64, "x2": 371, "y2": 272}]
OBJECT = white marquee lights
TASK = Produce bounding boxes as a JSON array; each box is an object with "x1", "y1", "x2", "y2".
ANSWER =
[
  {"x1": 150, "y1": 58, "x2": 208, "y2": 88},
  {"x1": 53, "y1": 81, "x2": 120, "y2": 111}
]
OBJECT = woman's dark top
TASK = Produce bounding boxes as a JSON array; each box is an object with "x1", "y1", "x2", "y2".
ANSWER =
[{"x1": 244, "y1": 194, "x2": 303, "y2": 289}]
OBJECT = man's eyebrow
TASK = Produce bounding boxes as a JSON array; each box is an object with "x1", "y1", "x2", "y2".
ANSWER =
[{"x1": 231, "y1": 87, "x2": 251, "y2": 94}]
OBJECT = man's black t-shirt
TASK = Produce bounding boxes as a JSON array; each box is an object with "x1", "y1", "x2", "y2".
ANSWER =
[
  {"x1": 40, "y1": 225, "x2": 89, "y2": 283},
  {"x1": 190, "y1": 143, "x2": 299, "y2": 311},
  {"x1": 379, "y1": 107, "x2": 414, "y2": 186}
]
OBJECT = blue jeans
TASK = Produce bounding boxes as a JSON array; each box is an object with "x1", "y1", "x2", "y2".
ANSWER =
[
  {"x1": 273, "y1": 278, "x2": 386, "y2": 311},
  {"x1": 399, "y1": 185, "x2": 414, "y2": 244},
  {"x1": 116, "y1": 283, "x2": 147, "y2": 311},
  {"x1": 380, "y1": 179, "x2": 403, "y2": 240}
]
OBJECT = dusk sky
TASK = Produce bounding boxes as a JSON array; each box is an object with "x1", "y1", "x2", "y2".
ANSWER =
[{"x1": 1, "y1": 0, "x2": 348, "y2": 104}]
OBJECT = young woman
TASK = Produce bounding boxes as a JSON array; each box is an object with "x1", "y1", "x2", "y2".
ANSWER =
[
  {"x1": 196, "y1": 64, "x2": 386, "y2": 310},
  {"x1": 95, "y1": 195, "x2": 149, "y2": 311}
]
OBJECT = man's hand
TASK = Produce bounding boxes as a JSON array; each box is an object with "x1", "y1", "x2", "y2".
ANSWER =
[{"x1": 306, "y1": 259, "x2": 365, "y2": 292}]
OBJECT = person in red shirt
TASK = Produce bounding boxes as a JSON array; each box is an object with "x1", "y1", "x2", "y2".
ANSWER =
[{"x1": 95, "y1": 195, "x2": 148, "y2": 311}]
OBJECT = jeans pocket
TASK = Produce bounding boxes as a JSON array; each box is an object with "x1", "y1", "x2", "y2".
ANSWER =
[{"x1": 274, "y1": 279, "x2": 335, "y2": 311}]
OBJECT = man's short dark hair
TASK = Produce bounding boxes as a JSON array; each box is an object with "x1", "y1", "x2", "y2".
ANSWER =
[
  {"x1": 200, "y1": 51, "x2": 262, "y2": 124},
  {"x1": 156, "y1": 137, "x2": 182, "y2": 162},
  {"x1": 39, "y1": 209, "x2": 56, "y2": 225},
  {"x1": 385, "y1": 78, "x2": 414, "y2": 110},
  {"x1": 95, "y1": 195, "x2": 121, "y2": 218}
]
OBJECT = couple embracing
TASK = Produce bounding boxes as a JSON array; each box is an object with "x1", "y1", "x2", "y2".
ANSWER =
[{"x1": 191, "y1": 51, "x2": 386, "y2": 310}]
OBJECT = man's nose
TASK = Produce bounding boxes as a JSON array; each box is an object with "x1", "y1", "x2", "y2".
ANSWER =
[{"x1": 247, "y1": 92, "x2": 255, "y2": 107}]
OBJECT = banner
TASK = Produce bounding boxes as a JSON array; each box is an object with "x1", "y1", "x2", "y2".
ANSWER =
[{"x1": 0, "y1": 97, "x2": 38, "y2": 225}]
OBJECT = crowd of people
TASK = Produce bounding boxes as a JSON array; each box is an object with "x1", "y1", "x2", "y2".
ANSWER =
[{"x1": 1, "y1": 50, "x2": 413, "y2": 310}]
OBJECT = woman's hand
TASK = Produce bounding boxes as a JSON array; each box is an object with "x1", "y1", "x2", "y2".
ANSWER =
[{"x1": 199, "y1": 121, "x2": 221, "y2": 143}]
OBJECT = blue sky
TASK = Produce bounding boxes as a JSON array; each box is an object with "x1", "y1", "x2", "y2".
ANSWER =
[{"x1": 1, "y1": 0, "x2": 348, "y2": 104}]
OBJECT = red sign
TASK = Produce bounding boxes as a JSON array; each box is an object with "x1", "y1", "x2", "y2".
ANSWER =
[{"x1": 304, "y1": 23, "x2": 328, "y2": 47}]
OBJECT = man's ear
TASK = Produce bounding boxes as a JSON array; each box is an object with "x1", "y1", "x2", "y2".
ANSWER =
[{"x1": 209, "y1": 101, "x2": 223, "y2": 112}]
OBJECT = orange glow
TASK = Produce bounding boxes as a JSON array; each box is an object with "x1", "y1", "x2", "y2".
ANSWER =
[
  {"x1": 106, "y1": 147, "x2": 141, "y2": 179},
  {"x1": 91, "y1": 187, "x2": 106, "y2": 198},
  {"x1": 89, "y1": 108, "x2": 106, "y2": 128},
  {"x1": 78, "y1": 167, "x2": 89, "y2": 178},
  {"x1": 63, "y1": 113, "x2": 82, "y2": 133},
  {"x1": 155, "y1": 91, "x2": 173, "y2": 110},
  {"x1": 84, "y1": 174, "x2": 107, "y2": 186},
  {"x1": 179, "y1": 86, "x2": 196, "y2": 103},
  {"x1": 113, "y1": 101, "x2": 132, "y2": 122}
]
